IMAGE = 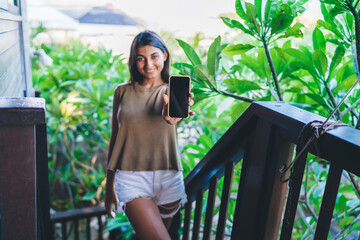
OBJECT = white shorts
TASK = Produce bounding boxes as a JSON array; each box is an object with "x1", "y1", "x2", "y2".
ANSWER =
[{"x1": 114, "y1": 170, "x2": 187, "y2": 219}]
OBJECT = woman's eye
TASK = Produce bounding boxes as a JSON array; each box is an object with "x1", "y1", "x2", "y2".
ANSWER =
[
  {"x1": 137, "y1": 57, "x2": 144, "y2": 61},
  {"x1": 152, "y1": 55, "x2": 158, "y2": 59}
]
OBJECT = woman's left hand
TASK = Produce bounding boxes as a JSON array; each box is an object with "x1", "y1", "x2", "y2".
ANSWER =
[{"x1": 162, "y1": 84, "x2": 195, "y2": 125}]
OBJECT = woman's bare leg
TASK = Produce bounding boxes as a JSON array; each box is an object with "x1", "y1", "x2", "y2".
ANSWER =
[
  {"x1": 158, "y1": 200, "x2": 180, "y2": 229},
  {"x1": 125, "y1": 197, "x2": 170, "y2": 240}
]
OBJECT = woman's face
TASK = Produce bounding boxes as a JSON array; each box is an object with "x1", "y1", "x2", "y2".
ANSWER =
[{"x1": 136, "y1": 45, "x2": 168, "y2": 82}]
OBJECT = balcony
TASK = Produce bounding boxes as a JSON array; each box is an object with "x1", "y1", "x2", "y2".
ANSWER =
[{"x1": 1, "y1": 99, "x2": 359, "y2": 239}]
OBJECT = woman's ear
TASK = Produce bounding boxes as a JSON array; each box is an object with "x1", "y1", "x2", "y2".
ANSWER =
[{"x1": 164, "y1": 51, "x2": 168, "y2": 61}]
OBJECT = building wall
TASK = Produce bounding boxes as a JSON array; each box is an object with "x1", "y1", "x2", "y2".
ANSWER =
[{"x1": 0, "y1": 0, "x2": 33, "y2": 97}]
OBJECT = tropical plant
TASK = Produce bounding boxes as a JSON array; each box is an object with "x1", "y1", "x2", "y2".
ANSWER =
[
  {"x1": 32, "y1": 41, "x2": 129, "y2": 209},
  {"x1": 172, "y1": 0, "x2": 360, "y2": 239},
  {"x1": 318, "y1": 0, "x2": 360, "y2": 127}
]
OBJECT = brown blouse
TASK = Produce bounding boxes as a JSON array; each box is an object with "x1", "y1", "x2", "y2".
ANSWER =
[{"x1": 107, "y1": 82, "x2": 182, "y2": 171}]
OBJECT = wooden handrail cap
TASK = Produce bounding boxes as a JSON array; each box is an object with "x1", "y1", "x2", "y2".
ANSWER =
[{"x1": 0, "y1": 97, "x2": 45, "y2": 109}]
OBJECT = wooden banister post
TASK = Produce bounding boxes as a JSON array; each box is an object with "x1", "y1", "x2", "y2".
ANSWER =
[
  {"x1": 0, "y1": 98, "x2": 49, "y2": 240},
  {"x1": 231, "y1": 118, "x2": 294, "y2": 240}
]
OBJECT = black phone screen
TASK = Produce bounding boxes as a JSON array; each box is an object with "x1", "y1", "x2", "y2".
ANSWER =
[{"x1": 168, "y1": 76, "x2": 190, "y2": 118}]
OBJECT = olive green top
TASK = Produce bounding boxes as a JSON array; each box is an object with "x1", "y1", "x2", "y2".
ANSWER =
[{"x1": 107, "y1": 82, "x2": 182, "y2": 171}]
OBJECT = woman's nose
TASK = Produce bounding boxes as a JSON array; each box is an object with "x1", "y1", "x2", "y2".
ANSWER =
[{"x1": 146, "y1": 59, "x2": 154, "y2": 67}]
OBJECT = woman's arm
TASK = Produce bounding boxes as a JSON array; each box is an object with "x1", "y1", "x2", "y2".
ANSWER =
[
  {"x1": 105, "y1": 88, "x2": 120, "y2": 218},
  {"x1": 107, "y1": 88, "x2": 120, "y2": 166},
  {"x1": 105, "y1": 170, "x2": 117, "y2": 218}
]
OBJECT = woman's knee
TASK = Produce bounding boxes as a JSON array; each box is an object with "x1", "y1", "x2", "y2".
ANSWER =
[{"x1": 125, "y1": 198, "x2": 171, "y2": 240}]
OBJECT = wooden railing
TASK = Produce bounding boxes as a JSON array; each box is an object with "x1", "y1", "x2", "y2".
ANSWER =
[
  {"x1": 6, "y1": 99, "x2": 358, "y2": 239},
  {"x1": 50, "y1": 206, "x2": 110, "y2": 240},
  {"x1": 169, "y1": 101, "x2": 360, "y2": 240}
]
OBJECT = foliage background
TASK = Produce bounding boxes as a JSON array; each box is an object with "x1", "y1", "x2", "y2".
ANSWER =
[{"x1": 31, "y1": 0, "x2": 360, "y2": 238}]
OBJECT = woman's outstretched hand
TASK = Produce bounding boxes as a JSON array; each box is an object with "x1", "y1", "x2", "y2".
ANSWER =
[{"x1": 162, "y1": 84, "x2": 195, "y2": 125}]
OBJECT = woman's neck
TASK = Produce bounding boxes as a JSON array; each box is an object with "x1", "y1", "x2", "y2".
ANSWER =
[{"x1": 140, "y1": 78, "x2": 165, "y2": 88}]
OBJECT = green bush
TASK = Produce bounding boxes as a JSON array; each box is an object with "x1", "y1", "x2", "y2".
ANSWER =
[{"x1": 32, "y1": 40, "x2": 129, "y2": 210}]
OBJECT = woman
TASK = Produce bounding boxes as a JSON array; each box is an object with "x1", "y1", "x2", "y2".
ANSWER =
[{"x1": 104, "y1": 30, "x2": 194, "y2": 240}]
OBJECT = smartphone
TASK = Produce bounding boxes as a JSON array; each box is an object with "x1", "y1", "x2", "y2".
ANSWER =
[{"x1": 168, "y1": 75, "x2": 191, "y2": 118}]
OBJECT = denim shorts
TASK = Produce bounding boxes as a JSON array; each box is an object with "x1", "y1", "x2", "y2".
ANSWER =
[{"x1": 114, "y1": 170, "x2": 187, "y2": 219}]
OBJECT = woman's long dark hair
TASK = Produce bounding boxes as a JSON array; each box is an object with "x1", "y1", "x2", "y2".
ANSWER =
[{"x1": 128, "y1": 30, "x2": 170, "y2": 83}]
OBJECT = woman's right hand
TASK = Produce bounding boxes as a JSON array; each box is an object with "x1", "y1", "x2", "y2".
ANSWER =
[{"x1": 105, "y1": 170, "x2": 118, "y2": 218}]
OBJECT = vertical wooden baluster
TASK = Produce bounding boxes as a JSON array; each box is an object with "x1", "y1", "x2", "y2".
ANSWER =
[
  {"x1": 314, "y1": 163, "x2": 343, "y2": 239},
  {"x1": 98, "y1": 215, "x2": 103, "y2": 240},
  {"x1": 230, "y1": 120, "x2": 274, "y2": 239},
  {"x1": 169, "y1": 211, "x2": 182, "y2": 240},
  {"x1": 192, "y1": 190, "x2": 204, "y2": 240},
  {"x1": 62, "y1": 222, "x2": 67, "y2": 240},
  {"x1": 86, "y1": 217, "x2": 91, "y2": 240},
  {"x1": 50, "y1": 223, "x2": 55, "y2": 240},
  {"x1": 182, "y1": 202, "x2": 192, "y2": 240},
  {"x1": 279, "y1": 153, "x2": 308, "y2": 240},
  {"x1": 203, "y1": 176, "x2": 218, "y2": 240},
  {"x1": 215, "y1": 161, "x2": 234, "y2": 240},
  {"x1": 74, "y1": 220, "x2": 79, "y2": 240}
]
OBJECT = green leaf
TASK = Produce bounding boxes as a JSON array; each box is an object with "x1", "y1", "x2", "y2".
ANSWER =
[
  {"x1": 292, "y1": 0, "x2": 309, "y2": 12},
  {"x1": 176, "y1": 39, "x2": 202, "y2": 66},
  {"x1": 255, "y1": 0, "x2": 262, "y2": 23},
  {"x1": 313, "y1": 28, "x2": 326, "y2": 53},
  {"x1": 223, "y1": 44, "x2": 255, "y2": 55},
  {"x1": 282, "y1": 40, "x2": 292, "y2": 48},
  {"x1": 235, "y1": 0, "x2": 248, "y2": 20},
  {"x1": 223, "y1": 78, "x2": 262, "y2": 94},
  {"x1": 328, "y1": 45, "x2": 345, "y2": 78},
  {"x1": 293, "y1": 22, "x2": 305, "y2": 28},
  {"x1": 207, "y1": 36, "x2": 222, "y2": 76},
  {"x1": 173, "y1": 62, "x2": 193, "y2": 73},
  {"x1": 305, "y1": 93, "x2": 329, "y2": 107},
  {"x1": 281, "y1": 61, "x2": 302, "y2": 80},
  {"x1": 277, "y1": 26, "x2": 303, "y2": 39},
  {"x1": 334, "y1": 74, "x2": 357, "y2": 93},
  {"x1": 221, "y1": 17, "x2": 254, "y2": 35},
  {"x1": 349, "y1": 220, "x2": 360, "y2": 233},
  {"x1": 191, "y1": 87, "x2": 216, "y2": 102},
  {"x1": 284, "y1": 48, "x2": 316, "y2": 74},
  {"x1": 264, "y1": 0, "x2": 275, "y2": 27},
  {"x1": 173, "y1": 62, "x2": 204, "y2": 86},
  {"x1": 238, "y1": 54, "x2": 265, "y2": 78},
  {"x1": 313, "y1": 49, "x2": 328, "y2": 78},
  {"x1": 194, "y1": 64, "x2": 215, "y2": 87},
  {"x1": 329, "y1": 5, "x2": 346, "y2": 20},
  {"x1": 339, "y1": 217, "x2": 355, "y2": 229},
  {"x1": 322, "y1": 0, "x2": 342, "y2": 5},
  {"x1": 258, "y1": 48, "x2": 271, "y2": 79},
  {"x1": 271, "y1": 4, "x2": 294, "y2": 35},
  {"x1": 82, "y1": 191, "x2": 96, "y2": 201},
  {"x1": 299, "y1": 46, "x2": 313, "y2": 60},
  {"x1": 216, "y1": 97, "x2": 234, "y2": 118},
  {"x1": 245, "y1": 2, "x2": 259, "y2": 30},
  {"x1": 317, "y1": 20, "x2": 344, "y2": 40},
  {"x1": 320, "y1": 3, "x2": 331, "y2": 23},
  {"x1": 345, "y1": 13, "x2": 354, "y2": 32}
]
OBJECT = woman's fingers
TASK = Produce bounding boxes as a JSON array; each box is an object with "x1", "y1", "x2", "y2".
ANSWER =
[
  {"x1": 114, "y1": 199, "x2": 118, "y2": 212},
  {"x1": 163, "y1": 94, "x2": 169, "y2": 105},
  {"x1": 105, "y1": 202, "x2": 112, "y2": 216}
]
